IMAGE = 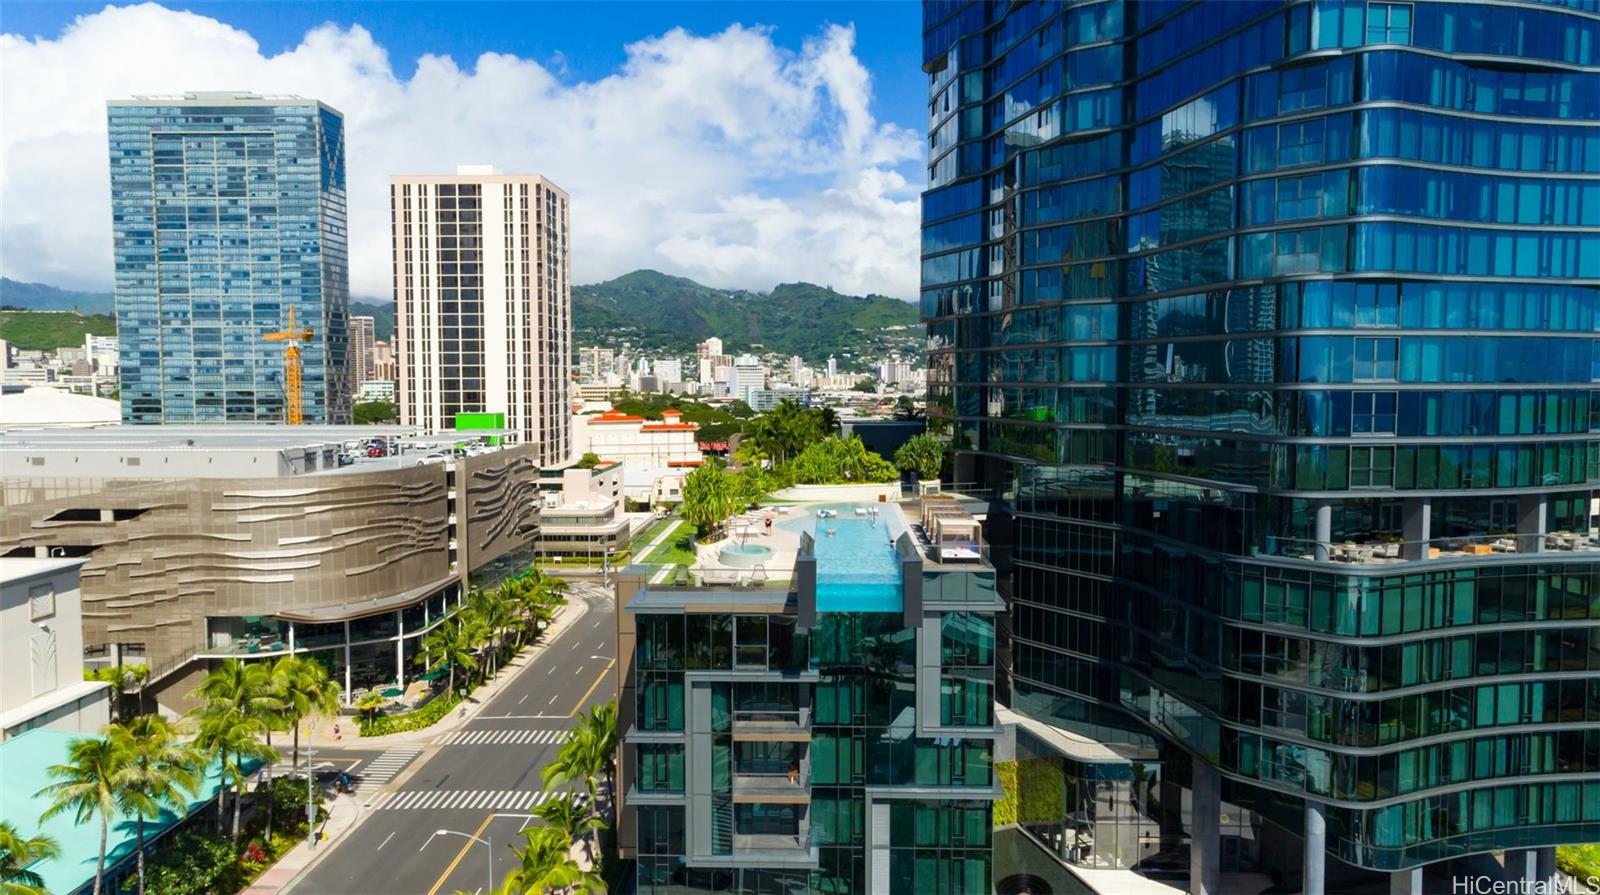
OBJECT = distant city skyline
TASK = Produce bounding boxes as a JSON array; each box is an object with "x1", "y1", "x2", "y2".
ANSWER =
[{"x1": 0, "y1": 2, "x2": 926, "y2": 300}]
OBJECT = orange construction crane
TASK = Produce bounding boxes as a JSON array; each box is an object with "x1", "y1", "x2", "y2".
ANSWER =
[{"x1": 263, "y1": 305, "x2": 314, "y2": 424}]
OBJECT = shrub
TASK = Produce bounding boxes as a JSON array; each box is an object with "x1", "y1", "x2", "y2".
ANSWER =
[
  {"x1": 136, "y1": 829, "x2": 238, "y2": 895},
  {"x1": 268, "y1": 774, "x2": 327, "y2": 835},
  {"x1": 358, "y1": 693, "x2": 460, "y2": 737},
  {"x1": 893, "y1": 433, "x2": 944, "y2": 481},
  {"x1": 1558, "y1": 845, "x2": 1600, "y2": 885}
]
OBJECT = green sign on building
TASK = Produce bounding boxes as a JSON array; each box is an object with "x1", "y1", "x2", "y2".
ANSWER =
[{"x1": 454, "y1": 412, "x2": 505, "y2": 446}]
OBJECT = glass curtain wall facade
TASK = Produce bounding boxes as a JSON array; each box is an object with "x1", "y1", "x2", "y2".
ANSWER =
[
  {"x1": 108, "y1": 92, "x2": 351, "y2": 424},
  {"x1": 621, "y1": 511, "x2": 1002, "y2": 895},
  {"x1": 921, "y1": 0, "x2": 1600, "y2": 878}
]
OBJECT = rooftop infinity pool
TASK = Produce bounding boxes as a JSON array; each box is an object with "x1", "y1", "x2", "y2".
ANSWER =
[{"x1": 783, "y1": 504, "x2": 902, "y2": 612}]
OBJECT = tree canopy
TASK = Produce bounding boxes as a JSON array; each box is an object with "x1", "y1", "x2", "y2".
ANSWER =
[
  {"x1": 893, "y1": 433, "x2": 945, "y2": 481},
  {"x1": 790, "y1": 435, "x2": 899, "y2": 485},
  {"x1": 353, "y1": 401, "x2": 397, "y2": 424}
]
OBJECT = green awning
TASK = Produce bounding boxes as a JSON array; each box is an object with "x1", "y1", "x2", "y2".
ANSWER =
[{"x1": 419, "y1": 665, "x2": 448, "y2": 682}]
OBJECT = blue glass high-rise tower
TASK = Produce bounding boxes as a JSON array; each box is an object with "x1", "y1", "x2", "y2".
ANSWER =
[
  {"x1": 921, "y1": 1, "x2": 1600, "y2": 891},
  {"x1": 108, "y1": 92, "x2": 351, "y2": 424}
]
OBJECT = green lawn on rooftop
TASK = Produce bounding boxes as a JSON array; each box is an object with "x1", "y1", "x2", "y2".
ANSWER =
[
  {"x1": 643, "y1": 522, "x2": 698, "y2": 566},
  {"x1": 636, "y1": 514, "x2": 679, "y2": 546}
]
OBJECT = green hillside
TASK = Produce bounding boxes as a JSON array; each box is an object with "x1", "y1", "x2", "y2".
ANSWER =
[
  {"x1": 0, "y1": 310, "x2": 116, "y2": 351},
  {"x1": 0, "y1": 270, "x2": 921, "y2": 363},
  {"x1": 0, "y1": 278, "x2": 114, "y2": 314},
  {"x1": 573, "y1": 270, "x2": 920, "y2": 360}
]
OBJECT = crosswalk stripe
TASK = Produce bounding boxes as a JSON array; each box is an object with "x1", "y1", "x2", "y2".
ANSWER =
[
  {"x1": 438, "y1": 727, "x2": 579, "y2": 746},
  {"x1": 367, "y1": 789, "x2": 564, "y2": 810}
]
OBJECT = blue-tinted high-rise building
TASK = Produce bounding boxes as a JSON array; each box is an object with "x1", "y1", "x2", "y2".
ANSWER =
[
  {"x1": 921, "y1": 2, "x2": 1600, "y2": 891},
  {"x1": 108, "y1": 92, "x2": 350, "y2": 424}
]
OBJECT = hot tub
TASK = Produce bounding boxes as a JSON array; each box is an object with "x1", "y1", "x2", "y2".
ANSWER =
[{"x1": 718, "y1": 542, "x2": 775, "y2": 568}]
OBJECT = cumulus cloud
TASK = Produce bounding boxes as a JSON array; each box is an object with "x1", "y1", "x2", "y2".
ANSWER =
[{"x1": 0, "y1": 3, "x2": 923, "y2": 298}]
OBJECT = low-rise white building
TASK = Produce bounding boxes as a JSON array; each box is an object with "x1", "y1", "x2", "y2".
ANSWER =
[
  {"x1": 359, "y1": 379, "x2": 397, "y2": 402},
  {"x1": 0, "y1": 558, "x2": 112, "y2": 741},
  {"x1": 574, "y1": 408, "x2": 704, "y2": 502}
]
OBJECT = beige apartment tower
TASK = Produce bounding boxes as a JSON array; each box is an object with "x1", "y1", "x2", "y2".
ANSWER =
[
  {"x1": 391, "y1": 166, "x2": 572, "y2": 464},
  {"x1": 348, "y1": 314, "x2": 375, "y2": 398}
]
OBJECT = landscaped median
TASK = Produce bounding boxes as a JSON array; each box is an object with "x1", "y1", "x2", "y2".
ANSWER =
[{"x1": 356, "y1": 692, "x2": 461, "y2": 737}]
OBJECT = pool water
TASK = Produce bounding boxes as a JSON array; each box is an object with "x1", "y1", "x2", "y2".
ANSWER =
[{"x1": 785, "y1": 504, "x2": 902, "y2": 612}]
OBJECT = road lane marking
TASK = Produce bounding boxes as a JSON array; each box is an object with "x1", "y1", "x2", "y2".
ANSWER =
[
  {"x1": 377, "y1": 831, "x2": 395, "y2": 851},
  {"x1": 424, "y1": 812, "x2": 494, "y2": 895},
  {"x1": 548, "y1": 694, "x2": 558, "y2": 705},
  {"x1": 565, "y1": 658, "x2": 617, "y2": 717},
  {"x1": 518, "y1": 694, "x2": 528, "y2": 704}
]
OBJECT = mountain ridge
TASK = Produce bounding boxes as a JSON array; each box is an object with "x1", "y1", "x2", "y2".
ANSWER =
[{"x1": 0, "y1": 271, "x2": 921, "y2": 361}]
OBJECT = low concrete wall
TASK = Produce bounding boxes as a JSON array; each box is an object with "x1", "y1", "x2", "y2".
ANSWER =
[{"x1": 770, "y1": 483, "x2": 900, "y2": 504}]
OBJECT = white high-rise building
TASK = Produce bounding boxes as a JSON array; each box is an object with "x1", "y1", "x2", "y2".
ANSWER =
[
  {"x1": 579, "y1": 347, "x2": 615, "y2": 382},
  {"x1": 392, "y1": 166, "x2": 572, "y2": 464},
  {"x1": 730, "y1": 355, "x2": 765, "y2": 402},
  {"x1": 698, "y1": 337, "x2": 723, "y2": 358},
  {"x1": 826, "y1": 356, "x2": 838, "y2": 378},
  {"x1": 349, "y1": 315, "x2": 375, "y2": 398},
  {"x1": 654, "y1": 359, "x2": 683, "y2": 383}
]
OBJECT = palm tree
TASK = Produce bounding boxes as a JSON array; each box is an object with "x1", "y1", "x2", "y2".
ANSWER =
[
  {"x1": 34, "y1": 736, "x2": 126, "y2": 895},
  {"x1": 86, "y1": 665, "x2": 151, "y2": 723},
  {"x1": 354, "y1": 691, "x2": 387, "y2": 724},
  {"x1": 418, "y1": 613, "x2": 479, "y2": 698},
  {"x1": 581, "y1": 702, "x2": 619, "y2": 814},
  {"x1": 192, "y1": 658, "x2": 282, "y2": 721},
  {"x1": 271, "y1": 655, "x2": 341, "y2": 775},
  {"x1": 541, "y1": 727, "x2": 606, "y2": 821},
  {"x1": 471, "y1": 587, "x2": 517, "y2": 681},
  {"x1": 681, "y1": 459, "x2": 737, "y2": 537},
  {"x1": 497, "y1": 826, "x2": 598, "y2": 895},
  {"x1": 0, "y1": 822, "x2": 59, "y2": 895},
  {"x1": 190, "y1": 659, "x2": 282, "y2": 841},
  {"x1": 107, "y1": 716, "x2": 202, "y2": 895},
  {"x1": 533, "y1": 795, "x2": 606, "y2": 866},
  {"x1": 192, "y1": 706, "x2": 277, "y2": 843}
]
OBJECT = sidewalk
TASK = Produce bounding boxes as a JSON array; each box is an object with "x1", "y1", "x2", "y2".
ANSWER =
[
  {"x1": 240, "y1": 789, "x2": 361, "y2": 895},
  {"x1": 298, "y1": 594, "x2": 593, "y2": 751}
]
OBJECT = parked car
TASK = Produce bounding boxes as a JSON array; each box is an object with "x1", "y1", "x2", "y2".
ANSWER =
[
  {"x1": 366, "y1": 445, "x2": 385, "y2": 458},
  {"x1": 337, "y1": 452, "x2": 355, "y2": 466}
]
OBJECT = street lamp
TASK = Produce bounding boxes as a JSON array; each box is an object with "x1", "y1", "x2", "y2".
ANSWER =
[
  {"x1": 427, "y1": 829, "x2": 493, "y2": 894},
  {"x1": 306, "y1": 731, "x2": 316, "y2": 848}
]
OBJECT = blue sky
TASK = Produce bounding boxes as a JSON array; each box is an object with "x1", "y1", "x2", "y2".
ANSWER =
[
  {"x1": 0, "y1": 1, "x2": 930, "y2": 296},
  {"x1": 5, "y1": 2, "x2": 925, "y2": 114}
]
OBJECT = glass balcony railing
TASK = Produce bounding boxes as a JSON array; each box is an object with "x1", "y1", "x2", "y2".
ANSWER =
[{"x1": 1259, "y1": 529, "x2": 1600, "y2": 565}]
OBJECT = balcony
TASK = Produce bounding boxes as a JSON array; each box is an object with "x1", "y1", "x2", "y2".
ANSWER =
[
  {"x1": 732, "y1": 771, "x2": 810, "y2": 801},
  {"x1": 732, "y1": 706, "x2": 810, "y2": 740},
  {"x1": 733, "y1": 744, "x2": 810, "y2": 803},
  {"x1": 1265, "y1": 529, "x2": 1600, "y2": 566}
]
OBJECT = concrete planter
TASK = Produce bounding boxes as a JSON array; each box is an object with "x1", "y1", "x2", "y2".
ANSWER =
[{"x1": 770, "y1": 483, "x2": 900, "y2": 504}]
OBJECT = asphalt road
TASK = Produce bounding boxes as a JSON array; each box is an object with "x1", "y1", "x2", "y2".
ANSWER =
[{"x1": 288, "y1": 584, "x2": 616, "y2": 895}]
